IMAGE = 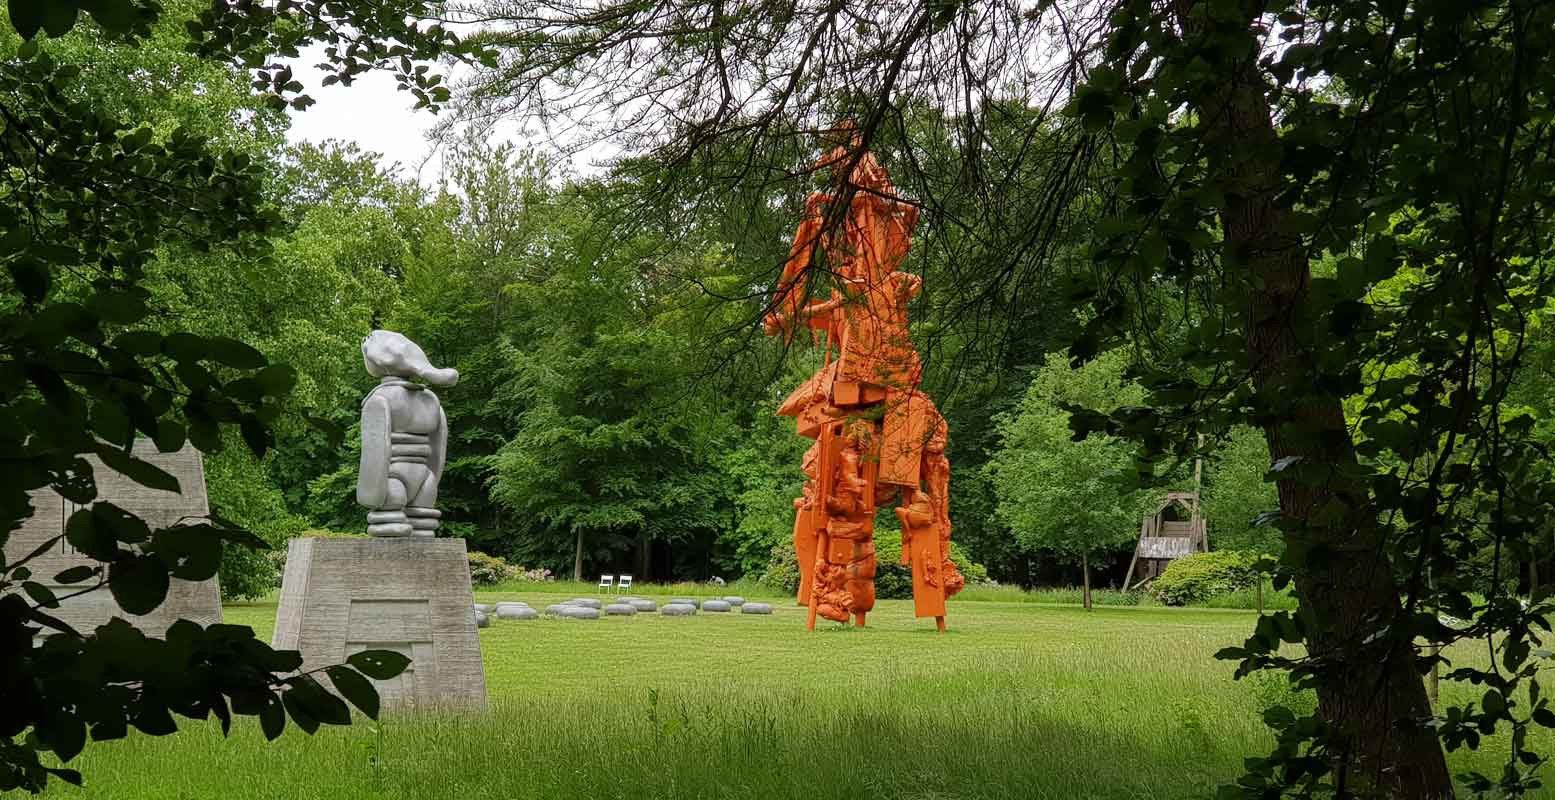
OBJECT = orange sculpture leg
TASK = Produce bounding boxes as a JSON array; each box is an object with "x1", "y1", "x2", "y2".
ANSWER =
[{"x1": 766, "y1": 124, "x2": 960, "y2": 631}]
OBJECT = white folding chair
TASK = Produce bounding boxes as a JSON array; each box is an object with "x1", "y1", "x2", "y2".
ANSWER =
[
  {"x1": 617, "y1": 574, "x2": 633, "y2": 594},
  {"x1": 597, "y1": 574, "x2": 614, "y2": 593}
]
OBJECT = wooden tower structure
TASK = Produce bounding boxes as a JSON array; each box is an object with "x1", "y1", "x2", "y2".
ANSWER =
[{"x1": 1122, "y1": 491, "x2": 1208, "y2": 590}]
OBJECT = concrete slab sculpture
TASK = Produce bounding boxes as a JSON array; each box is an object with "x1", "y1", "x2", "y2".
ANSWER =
[
  {"x1": 272, "y1": 331, "x2": 487, "y2": 710},
  {"x1": 2, "y1": 440, "x2": 220, "y2": 636},
  {"x1": 764, "y1": 123, "x2": 965, "y2": 631}
]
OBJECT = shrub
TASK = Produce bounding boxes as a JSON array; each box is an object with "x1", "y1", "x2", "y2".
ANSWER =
[
  {"x1": 1151, "y1": 550, "x2": 1260, "y2": 605},
  {"x1": 757, "y1": 542, "x2": 801, "y2": 595},
  {"x1": 518, "y1": 566, "x2": 554, "y2": 582},
  {"x1": 468, "y1": 551, "x2": 519, "y2": 585}
]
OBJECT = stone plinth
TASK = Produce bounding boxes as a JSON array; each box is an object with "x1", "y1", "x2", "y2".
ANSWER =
[
  {"x1": 3, "y1": 441, "x2": 220, "y2": 636},
  {"x1": 272, "y1": 537, "x2": 486, "y2": 710}
]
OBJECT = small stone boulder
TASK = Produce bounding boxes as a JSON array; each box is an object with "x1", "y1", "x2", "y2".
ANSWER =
[
  {"x1": 560, "y1": 606, "x2": 600, "y2": 619},
  {"x1": 568, "y1": 598, "x2": 603, "y2": 609},
  {"x1": 474, "y1": 603, "x2": 496, "y2": 614},
  {"x1": 498, "y1": 605, "x2": 539, "y2": 620},
  {"x1": 604, "y1": 603, "x2": 637, "y2": 616},
  {"x1": 474, "y1": 609, "x2": 490, "y2": 628},
  {"x1": 702, "y1": 600, "x2": 732, "y2": 613},
  {"x1": 661, "y1": 603, "x2": 697, "y2": 616},
  {"x1": 627, "y1": 599, "x2": 657, "y2": 612},
  {"x1": 722, "y1": 596, "x2": 746, "y2": 606},
  {"x1": 669, "y1": 598, "x2": 700, "y2": 608},
  {"x1": 741, "y1": 602, "x2": 774, "y2": 615},
  {"x1": 545, "y1": 604, "x2": 570, "y2": 616}
]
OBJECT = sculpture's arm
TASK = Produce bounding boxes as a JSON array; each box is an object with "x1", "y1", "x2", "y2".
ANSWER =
[
  {"x1": 356, "y1": 392, "x2": 392, "y2": 508},
  {"x1": 426, "y1": 404, "x2": 448, "y2": 506},
  {"x1": 765, "y1": 212, "x2": 826, "y2": 336}
]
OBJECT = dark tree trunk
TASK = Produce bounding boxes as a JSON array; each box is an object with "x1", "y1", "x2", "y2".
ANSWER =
[
  {"x1": 1081, "y1": 551, "x2": 1092, "y2": 610},
  {"x1": 1175, "y1": 2, "x2": 1451, "y2": 795},
  {"x1": 573, "y1": 530, "x2": 584, "y2": 582},
  {"x1": 636, "y1": 531, "x2": 650, "y2": 581}
]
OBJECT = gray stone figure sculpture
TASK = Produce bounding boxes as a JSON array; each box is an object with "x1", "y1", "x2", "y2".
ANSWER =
[{"x1": 356, "y1": 330, "x2": 459, "y2": 537}]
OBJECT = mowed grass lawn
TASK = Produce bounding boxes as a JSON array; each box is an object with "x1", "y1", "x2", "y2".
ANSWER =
[{"x1": 42, "y1": 591, "x2": 1547, "y2": 799}]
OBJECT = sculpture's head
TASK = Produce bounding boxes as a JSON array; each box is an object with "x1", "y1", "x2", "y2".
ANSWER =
[
  {"x1": 828, "y1": 119, "x2": 861, "y2": 151},
  {"x1": 362, "y1": 330, "x2": 459, "y2": 386}
]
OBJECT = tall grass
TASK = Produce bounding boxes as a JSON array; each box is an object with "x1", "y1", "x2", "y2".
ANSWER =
[{"x1": 48, "y1": 595, "x2": 1536, "y2": 800}]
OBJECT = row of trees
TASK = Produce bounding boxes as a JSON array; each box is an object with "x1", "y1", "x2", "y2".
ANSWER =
[
  {"x1": 206, "y1": 131, "x2": 1282, "y2": 593},
  {"x1": 13, "y1": 4, "x2": 1274, "y2": 595}
]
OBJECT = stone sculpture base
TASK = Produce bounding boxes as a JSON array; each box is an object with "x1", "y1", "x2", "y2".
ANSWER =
[
  {"x1": 4, "y1": 440, "x2": 220, "y2": 637},
  {"x1": 272, "y1": 537, "x2": 487, "y2": 711}
]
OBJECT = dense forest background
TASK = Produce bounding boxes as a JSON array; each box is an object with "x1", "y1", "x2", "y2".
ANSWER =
[{"x1": 3, "y1": 0, "x2": 1357, "y2": 599}]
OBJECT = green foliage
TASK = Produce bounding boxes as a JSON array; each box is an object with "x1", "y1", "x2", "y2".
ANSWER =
[
  {"x1": 756, "y1": 542, "x2": 802, "y2": 595},
  {"x1": 986, "y1": 350, "x2": 1157, "y2": 564},
  {"x1": 206, "y1": 446, "x2": 308, "y2": 600},
  {"x1": 1200, "y1": 427, "x2": 1280, "y2": 556},
  {"x1": 1151, "y1": 552, "x2": 1260, "y2": 607}
]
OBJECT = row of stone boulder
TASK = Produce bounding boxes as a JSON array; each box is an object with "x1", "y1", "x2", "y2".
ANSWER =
[{"x1": 472, "y1": 596, "x2": 773, "y2": 626}]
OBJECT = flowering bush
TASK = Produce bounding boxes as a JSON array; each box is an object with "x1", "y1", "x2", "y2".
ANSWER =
[
  {"x1": 519, "y1": 566, "x2": 553, "y2": 582},
  {"x1": 467, "y1": 551, "x2": 519, "y2": 585}
]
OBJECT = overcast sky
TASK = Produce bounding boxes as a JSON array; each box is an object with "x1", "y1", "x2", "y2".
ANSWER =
[
  {"x1": 281, "y1": 47, "x2": 457, "y2": 185},
  {"x1": 279, "y1": 47, "x2": 618, "y2": 187}
]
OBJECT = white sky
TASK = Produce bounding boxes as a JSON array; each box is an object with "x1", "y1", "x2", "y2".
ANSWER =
[
  {"x1": 279, "y1": 46, "x2": 617, "y2": 187},
  {"x1": 281, "y1": 47, "x2": 457, "y2": 185}
]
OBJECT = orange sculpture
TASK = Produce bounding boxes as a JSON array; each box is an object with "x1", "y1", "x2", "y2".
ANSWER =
[{"x1": 764, "y1": 123, "x2": 964, "y2": 631}]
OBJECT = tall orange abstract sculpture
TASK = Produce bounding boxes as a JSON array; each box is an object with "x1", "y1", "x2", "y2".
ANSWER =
[{"x1": 764, "y1": 125, "x2": 965, "y2": 631}]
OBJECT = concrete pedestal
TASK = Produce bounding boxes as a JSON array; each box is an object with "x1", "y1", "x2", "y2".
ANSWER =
[
  {"x1": 3, "y1": 441, "x2": 220, "y2": 636},
  {"x1": 272, "y1": 537, "x2": 487, "y2": 710}
]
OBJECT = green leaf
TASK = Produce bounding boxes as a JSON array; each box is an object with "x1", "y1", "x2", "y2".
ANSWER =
[
  {"x1": 23, "y1": 580, "x2": 59, "y2": 608},
  {"x1": 130, "y1": 700, "x2": 176, "y2": 736},
  {"x1": 9, "y1": 0, "x2": 46, "y2": 38},
  {"x1": 96, "y1": 446, "x2": 180, "y2": 493},
  {"x1": 254, "y1": 365, "x2": 298, "y2": 395},
  {"x1": 325, "y1": 665, "x2": 381, "y2": 720},
  {"x1": 150, "y1": 526, "x2": 222, "y2": 581},
  {"x1": 239, "y1": 416, "x2": 270, "y2": 458},
  {"x1": 152, "y1": 420, "x2": 185, "y2": 453},
  {"x1": 91, "y1": 501, "x2": 151, "y2": 544},
  {"x1": 113, "y1": 330, "x2": 163, "y2": 355},
  {"x1": 347, "y1": 649, "x2": 411, "y2": 680},
  {"x1": 108, "y1": 554, "x2": 170, "y2": 615},
  {"x1": 80, "y1": 0, "x2": 133, "y2": 32},
  {"x1": 40, "y1": 710, "x2": 85, "y2": 762},
  {"x1": 288, "y1": 676, "x2": 352, "y2": 726},
  {"x1": 53, "y1": 565, "x2": 98, "y2": 584},
  {"x1": 40, "y1": 0, "x2": 81, "y2": 37},
  {"x1": 65, "y1": 509, "x2": 116, "y2": 561},
  {"x1": 258, "y1": 694, "x2": 285, "y2": 740},
  {"x1": 9, "y1": 257, "x2": 52, "y2": 303},
  {"x1": 205, "y1": 336, "x2": 267, "y2": 369}
]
